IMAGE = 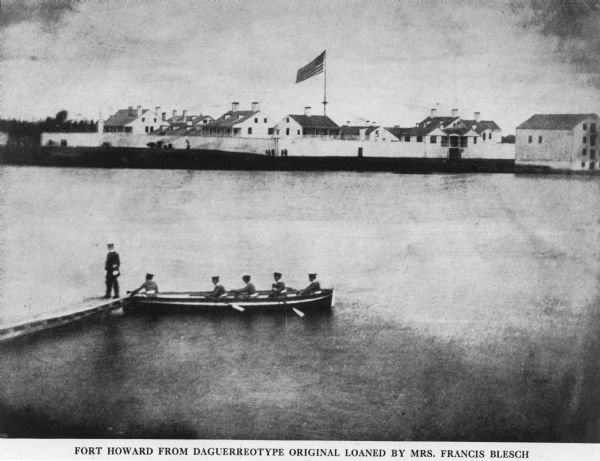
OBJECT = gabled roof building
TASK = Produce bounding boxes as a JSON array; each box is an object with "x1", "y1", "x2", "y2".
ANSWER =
[
  {"x1": 103, "y1": 106, "x2": 164, "y2": 135},
  {"x1": 273, "y1": 107, "x2": 339, "y2": 138},
  {"x1": 199, "y1": 102, "x2": 272, "y2": 137},
  {"x1": 516, "y1": 113, "x2": 599, "y2": 172}
]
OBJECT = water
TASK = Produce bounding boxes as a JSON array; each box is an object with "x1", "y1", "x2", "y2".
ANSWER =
[{"x1": 1, "y1": 166, "x2": 599, "y2": 440}]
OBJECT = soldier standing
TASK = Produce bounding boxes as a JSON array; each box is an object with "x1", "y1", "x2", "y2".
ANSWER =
[{"x1": 104, "y1": 243, "x2": 120, "y2": 299}]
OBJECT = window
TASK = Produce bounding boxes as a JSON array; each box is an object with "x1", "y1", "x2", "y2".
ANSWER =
[
  {"x1": 430, "y1": 136, "x2": 437, "y2": 144},
  {"x1": 145, "y1": 126, "x2": 149, "y2": 133},
  {"x1": 591, "y1": 149, "x2": 596, "y2": 159},
  {"x1": 538, "y1": 135, "x2": 542, "y2": 143},
  {"x1": 592, "y1": 135, "x2": 596, "y2": 146},
  {"x1": 150, "y1": 126, "x2": 154, "y2": 132},
  {"x1": 483, "y1": 133, "x2": 487, "y2": 141},
  {"x1": 264, "y1": 118, "x2": 267, "y2": 123},
  {"x1": 583, "y1": 148, "x2": 587, "y2": 156},
  {"x1": 154, "y1": 118, "x2": 157, "y2": 122},
  {"x1": 583, "y1": 136, "x2": 587, "y2": 143},
  {"x1": 416, "y1": 136, "x2": 423, "y2": 142},
  {"x1": 581, "y1": 161, "x2": 586, "y2": 167},
  {"x1": 142, "y1": 118, "x2": 145, "y2": 122},
  {"x1": 247, "y1": 127, "x2": 252, "y2": 135},
  {"x1": 405, "y1": 136, "x2": 410, "y2": 142},
  {"x1": 583, "y1": 123, "x2": 587, "y2": 130},
  {"x1": 254, "y1": 118, "x2": 258, "y2": 123},
  {"x1": 473, "y1": 137, "x2": 477, "y2": 144},
  {"x1": 267, "y1": 128, "x2": 274, "y2": 135},
  {"x1": 591, "y1": 162, "x2": 596, "y2": 170},
  {"x1": 591, "y1": 123, "x2": 596, "y2": 133},
  {"x1": 276, "y1": 129, "x2": 280, "y2": 135},
  {"x1": 441, "y1": 137, "x2": 448, "y2": 147},
  {"x1": 489, "y1": 133, "x2": 492, "y2": 140},
  {"x1": 297, "y1": 130, "x2": 301, "y2": 135},
  {"x1": 286, "y1": 117, "x2": 289, "y2": 123},
  {"x1": 460, "y1": 137, "x2": 468, "y2": 147},
  {"x1": 286, "y1": 128, "x2": 290, "y2": 135}
]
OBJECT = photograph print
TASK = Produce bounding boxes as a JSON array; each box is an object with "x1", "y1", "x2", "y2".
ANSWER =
[{"x1": 0, "y1": 0, "x2": 600, "y2": 443}]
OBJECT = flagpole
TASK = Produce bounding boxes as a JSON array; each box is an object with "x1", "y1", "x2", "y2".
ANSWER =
[{"x1": 323, "y1": 51, "x2": 327, "y2": 116}]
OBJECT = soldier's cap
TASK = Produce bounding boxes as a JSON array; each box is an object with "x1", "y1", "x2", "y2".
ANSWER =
[
  {"x1": 212, "y1": 276, "x2": 219, "y2": 280},
  {"x1": 273, "y1": 272, "x2": 282, "y2": 277},
  {"x1": 242, "y1": 275, "x2": 251, "y2": 281},
  {"x1": 309, "y1": 273, "x2": 317, "y2": 278},
  {"x1": 146, "y1": 273, "x2": 154, "y2": 279}
]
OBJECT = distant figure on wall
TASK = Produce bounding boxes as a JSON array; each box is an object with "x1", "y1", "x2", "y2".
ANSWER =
[
  {"x1": 104, "y1": 243, "x2": 120, "y2": 298},
  {"x1": 129, "y1": 273, "x2": 159, "y2": 297}
]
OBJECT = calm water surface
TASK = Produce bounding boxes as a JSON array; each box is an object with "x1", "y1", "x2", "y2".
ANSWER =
[{"x1": 0, "y1": 166, "x2": 599, "y2": 440}]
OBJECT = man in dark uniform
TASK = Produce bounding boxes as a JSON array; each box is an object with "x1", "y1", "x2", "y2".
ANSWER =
[
  {"x1": 231, "y1": 275, "x2": 257, "y2": 299},
  {"x1": 270, "y1": 272, "x2": 287, "y2": 297},
  {"x1": 299, "y1": 273, "x2": 320, "y2": 295},
  {"x1": 129, "y1": 273, "x2": 159, "y2": 297},
  {"x1": 209, "y1": 276, "x2": 226, "y2": 299},
  {"x1": 104, "y1": 243, "x2": 120, "y2": 298}
]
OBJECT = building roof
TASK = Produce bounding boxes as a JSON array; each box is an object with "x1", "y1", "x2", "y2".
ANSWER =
[
  {"x1": 517, "y1": 114, "x2": 598, "y2": 130},
  {"x1": 387, "y1": 126, "x2": 427, "y2": 138},
  {"x1": 419, "y1": 116, "x2": 459, "y2": 129},
  {"x1": 460, "y1": 120, "x2": 501, "y2": 133},
  {"x1": 339, "y1": 125, "x2": 369, "y2": 136},
  {"x1": 105, "y1": 108, "x2": 151, "y2": 127},
  {"x1": 203, "y1": 110, "x2": 258, "y2": 128},
  {"x1": 289, "y1": 114, "x2": 339, "y2": 129}
]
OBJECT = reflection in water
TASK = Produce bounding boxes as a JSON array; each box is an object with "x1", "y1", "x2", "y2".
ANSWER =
[{"x1": 1, "y1": 167, "x2": 599, "y2": 439}]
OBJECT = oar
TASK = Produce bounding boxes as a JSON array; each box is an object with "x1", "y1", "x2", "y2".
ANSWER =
[{"x1": 228, "y1": 303, "x2": 245, "y2": 312}]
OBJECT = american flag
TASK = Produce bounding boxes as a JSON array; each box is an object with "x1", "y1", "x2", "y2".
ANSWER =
[{"x1": 295, "y1": 51, "x2": 326, "y2": 83}]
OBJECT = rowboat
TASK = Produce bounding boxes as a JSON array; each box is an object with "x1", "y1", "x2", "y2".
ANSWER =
[{"x1": 124, "y1": 289, "x2": 334, "y2": 314}]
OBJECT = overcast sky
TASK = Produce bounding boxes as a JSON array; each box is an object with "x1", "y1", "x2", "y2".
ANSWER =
[{"x1": 1, "y1": 0, "x2": 600, "y2": 132}]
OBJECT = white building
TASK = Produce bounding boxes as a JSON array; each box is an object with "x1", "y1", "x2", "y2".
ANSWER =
[
  {"x1": 339, "y1": 125, "x2": 398, "y2": 141},
  {"x1": 273, "y1": 107, "x2": 339, "y2": 138},
  {"x1": 103, "y1": 106, "x2": 163, "y2": 135},
  {"x1": 200, "y1": 102, "x2": 272, "y2": 137},
  {"x1": 516, "y1": 113, "x2": 600, "y2": 172}
]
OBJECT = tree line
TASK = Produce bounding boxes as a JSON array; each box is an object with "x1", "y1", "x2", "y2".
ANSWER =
[{"x1": 0, "y1": 111, "x2": 97, "y2": 145}]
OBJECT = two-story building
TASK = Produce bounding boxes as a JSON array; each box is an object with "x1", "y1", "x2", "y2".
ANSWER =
[
  {"x1": 516, "y1": 113, "x2": 600, "y2": 172},
  {"x1": 103, "y1": 106, "x2": 163, "y2": 135},
  {"x1": 200, "y1": 102, "x2": 272, "y2": 137}
]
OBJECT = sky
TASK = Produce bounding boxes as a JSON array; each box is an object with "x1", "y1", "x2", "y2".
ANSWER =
[{"x1": 1, "y1": 0, "x2": 600, "y2": 132}]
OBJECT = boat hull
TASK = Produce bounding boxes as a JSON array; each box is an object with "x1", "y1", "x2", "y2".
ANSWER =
[{"x1": 125, "y1": 289, "x2": 334, "y2": 314}]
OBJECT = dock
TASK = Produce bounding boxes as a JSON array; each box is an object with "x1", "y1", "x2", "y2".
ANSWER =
[{"x1": 0, "y1": 296, "x2": 130, "y2": 342}]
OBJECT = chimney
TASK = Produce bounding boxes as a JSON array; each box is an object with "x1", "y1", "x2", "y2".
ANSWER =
[
  {"x1": 172, "y1": 109, "x2": 177, "y2": 120},
  {"x1": 451, "y1": 108, "x2": 458, "y2": 117},
  {"x1": 155, "y1": 106, "x2": 161, "y2": 116},
  {"x1": 474, "y1": 111, "x2": 481, "y2": 122},
  {"x1": 162, "y1": 112, "x2": 166, "y2": 121},
  {"x1": 430, "y1": 108, "x2": 437, "y2": 117},
  {"x1": 251, "y1": 101, "x2": 259, "y2": 112},
  {"x1": 137, "y1": 105, "x2": 142, "y2": 117},
  {"x1": 128, "y1": 106, "x2": 133, "y2": 116},
  {"x1": 232, "y1": 102, "x2": 239, "y2": 112},
  {"x1": 304, "y1": 106, "x2": 311, "y2": 116},
  {"x1": 183, "y1": 109, "x2": 188, "y2": 119}
]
